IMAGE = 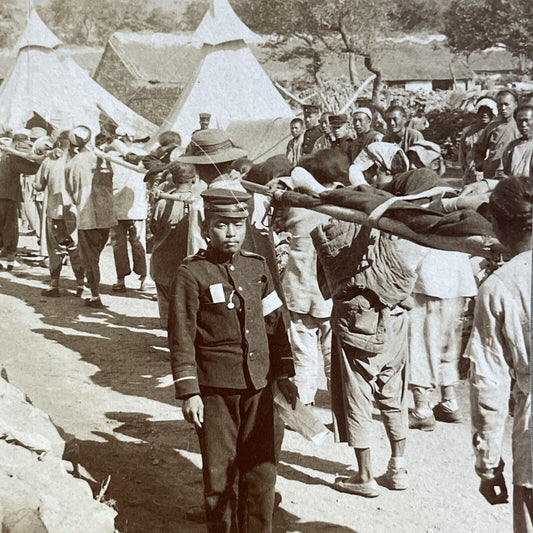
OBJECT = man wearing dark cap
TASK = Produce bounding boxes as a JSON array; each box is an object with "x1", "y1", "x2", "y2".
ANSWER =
[
  {"x1": 168, "y1": 188, "x2": 297, "y2": 533},
  {"x1": 301, "y1": 104, "x2": 322, "y2": 155},
  {"x1": 313, "y1": 112, "x2": 334, "y2": 151},
  {"x1": 179, "y1": 129, "x2": 285, "y2": 299},
  {"x1": 0, "y1": 134, "x2": 41, "y2": 270},
  {"x1": 192, "y1": 113, "x2": 212, "y2": 135},
  {"x1": 329, "y1": 114, "x2": 356, "y2": 157}
]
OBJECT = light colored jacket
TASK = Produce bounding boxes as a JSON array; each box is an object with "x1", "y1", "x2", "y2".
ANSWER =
[
  {"x1": 413, "y1": 249, "x2": 477, "y2": 299},
  {"x1": 468, "y1": 250, "x2": 531, "y2": 487},
  {"x1": 111, "y1": 164, "x2": 147, "y2": 220},
  {"x1": 34, "y1": 153, "x2": 71, "y2": 219},
  {"x1": 65, "y1": 150, "x2": 117, "y2": 230},
  {"x1": 281, "y1": 206, "x2": 332, "y2": 318}
]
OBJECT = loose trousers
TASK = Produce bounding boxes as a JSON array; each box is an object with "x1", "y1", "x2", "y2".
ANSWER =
[
  {"x1": 197, "y1": 384, "x2": 283, "y2": 533},
  {"x1": 408, "y1": 294, "x2": 465, "y2": 389},
  {"x1": 47, "y1": 218, "x2": 85, "y2": 287},
  {"x1": 331, "y1": 313, "x2": 408, "y2": 449},
  {"x1": 78, "y1": 228, "x2": 110, "y2": 292},
  {"x1": 110, "y1": 220, "x2": 147, "y2": 279},
  {"x1": 288, "y1": 311, "x2": 331, "y2": 404},
  {"x1": 0, "y1": 199, "x2": 18, "y2": 260}
]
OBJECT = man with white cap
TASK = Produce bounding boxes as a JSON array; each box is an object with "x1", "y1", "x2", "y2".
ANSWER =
[
  {"x1": 349, "y1": 108, "x2": 383, "y2": 161},
  {"x1": 473, "y1": 89, "x2": 520, "y2": 179},
  {"x1": 34, "y1": 130, "x2": 85, "y2": 297},
  {"x1": 65, "y1": 125, "x2": 117, "y2": 308},
  {"x1": 458, "y1": 96, "x2": 498, "y2": 185}
]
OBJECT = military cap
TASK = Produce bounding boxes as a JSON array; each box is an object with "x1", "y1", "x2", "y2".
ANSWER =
[
  {"x1": 199, "y1": 113, "x2": 212, "y2": 119},
  {"x1": 328, "y1": 114, "x2": 348, "y2": 126},
  {"x1": 201, "y1": 188, "x2": 251, "y2": 218},
  {"x1": 303, "y1": 104, "x2": 320, "y2": 115}
]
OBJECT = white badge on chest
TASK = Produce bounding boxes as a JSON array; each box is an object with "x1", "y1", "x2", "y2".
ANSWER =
[{"x1": 209, "y1": 283, "x2": 225, "y2": 303}]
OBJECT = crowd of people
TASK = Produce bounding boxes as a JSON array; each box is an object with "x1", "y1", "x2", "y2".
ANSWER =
[{"x1": 0, "y1": 89, "x2": 530, "y2": 533}]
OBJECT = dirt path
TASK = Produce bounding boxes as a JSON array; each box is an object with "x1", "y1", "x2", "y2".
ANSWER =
[{"x1": 0, "y1": 238, "x2": 513, "y2": 533}]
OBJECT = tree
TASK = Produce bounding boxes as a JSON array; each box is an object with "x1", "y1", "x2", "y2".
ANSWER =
[
  {"x1": 0, "y1": 0, "x2": 24, "y2": 47},
  {"x1": 396, "y1": 0, "x2": 449, "y2": 33},
  {"x1": 232, "y1": 0, "x2": 396, "y2": 109},
  {"x1": 444, "y1": 0, "x2": 533, "y2": 70},
  {"x1": 39, "y1": 0, "x2": 178, "y2": 46},
  {"x1": 181, "y1": 1, "x2": 208, "y2": 31}
]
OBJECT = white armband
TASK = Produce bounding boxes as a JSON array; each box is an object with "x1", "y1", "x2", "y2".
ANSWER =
[{"x1": 262, "y1": 291, "x2": 282, "y2": 317}]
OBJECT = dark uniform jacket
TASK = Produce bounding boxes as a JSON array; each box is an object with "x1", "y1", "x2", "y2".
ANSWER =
[
  {"x1": 0, "y1": 153, "x2": 40, "y2": 202},
  {"x1": 169, "y1": 247, "x2": 295, "y2": 399},
  {"x1": 301, "y1": 125, "x2": 323, "y2": 155},
  {"x1": 331, "y1": 137, "x2": 356, "y2": 159}
]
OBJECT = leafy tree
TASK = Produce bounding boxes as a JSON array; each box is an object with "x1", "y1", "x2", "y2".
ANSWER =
[
  {"x1": 396, "y1": 0, "x2": 449, "y2": 32},
  {"x1": 228, "y1": 0, "x2": 397, "y2": 109},
  {"x1": 444, "y1": 0, "x2": 533, "y2": 70},
  {"x1": 39, "y1": 0, "x2": 178, "y2": 46},
  {"x1": 181, "y1": 1, "x2": 208, "y2": 31},
  {"x1": 0, "y1": 0, "x2": 24, "y2": 47}
]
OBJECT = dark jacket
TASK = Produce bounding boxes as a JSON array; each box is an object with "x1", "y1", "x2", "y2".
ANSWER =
[
  {"x1": 0, "y1": 153, "x2": 40, "y2": 202},
  {"x1": 301, "y1": 125, "x2": 323, "y2": 155},
  {"x1": 168, "y1": 247, "x2": 294, "y2": 399}
]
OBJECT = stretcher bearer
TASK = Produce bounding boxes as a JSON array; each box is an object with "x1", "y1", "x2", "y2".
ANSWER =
[
  {"x1": 467, "y1": 177, "x2": 532, "y2": 532},
  {"x1": 168, "y1": 188, "x2": 298, "y2": 533}
]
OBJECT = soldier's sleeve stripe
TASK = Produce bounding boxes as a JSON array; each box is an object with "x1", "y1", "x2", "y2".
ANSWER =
[
  {"x1": 175, "y1": 376, "x2": 197, "y2": 383},
  {"x1": 262, "y1": 291, "x2": 282, "y2": 316}
]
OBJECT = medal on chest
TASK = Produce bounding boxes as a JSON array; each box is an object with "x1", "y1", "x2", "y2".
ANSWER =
[{"x1": 227, "y1": 289, "x2": 236, "y2": 309}]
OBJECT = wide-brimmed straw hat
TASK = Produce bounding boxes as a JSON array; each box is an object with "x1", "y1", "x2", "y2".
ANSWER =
[{"x1": 179, "y1": 129, "x2": 248, "y2": 165}]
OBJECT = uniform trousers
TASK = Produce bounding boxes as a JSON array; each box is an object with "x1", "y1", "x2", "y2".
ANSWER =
[
  {"x1": 331, "y1": 313, "x2": 408, "y2": 449},
  {"x1": 46, "y1": 218, "x2": 85, "y2": 287},
  {"x1": 0, "y1": 199, "x2": 18, "y2": 260},
  {"x1": 514, "y1": 486, "x2": 533, "y2": 533},
  {"x1": 288, "y1": 311, "x2": 331, "y2": 404},
  {"x1": 78, "y1": 228, "x2": 110, "y2": 292},
  {"x1": 197, "y1": 384, "x2": 283, "y2": 533},
  {"x1": 110, "y1": 220, "x2": 147, "y2": 279},
  {"x1": 408, "y1": 294, "x2": 465, "y2": 389}
]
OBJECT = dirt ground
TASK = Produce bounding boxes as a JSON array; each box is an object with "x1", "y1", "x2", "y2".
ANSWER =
[{"x1": 0, "y1": 236, "x2": 514, "y2": 533}]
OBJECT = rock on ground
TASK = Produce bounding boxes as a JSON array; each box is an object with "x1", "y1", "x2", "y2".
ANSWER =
[{"x1": 0, "y1": 375, "x2": 116, "y2": 533}]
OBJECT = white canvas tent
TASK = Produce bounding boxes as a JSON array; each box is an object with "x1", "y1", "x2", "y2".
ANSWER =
[
  {"x1": 0, "y1": 10, "x2": 156, "y2": 138},
  {"x1": 146, "y1": 0, "x2": 294, "y2": 149}
]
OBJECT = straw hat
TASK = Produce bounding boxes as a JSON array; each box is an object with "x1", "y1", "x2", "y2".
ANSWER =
[{"x1": 179, "y1": 129, "x2": 247, "y2": 165}]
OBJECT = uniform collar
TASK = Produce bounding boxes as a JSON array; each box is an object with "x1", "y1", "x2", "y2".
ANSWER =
[{"x1": 205, "y1": 246, "x2": 241, "y2": 265}]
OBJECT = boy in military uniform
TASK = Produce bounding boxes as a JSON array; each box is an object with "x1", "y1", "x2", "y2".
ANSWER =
[{"x1": 168, "y1": 188, "x2": 298, "y2": 533}]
